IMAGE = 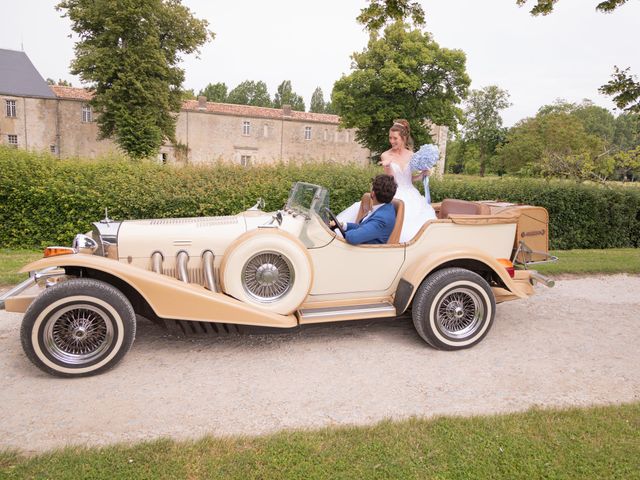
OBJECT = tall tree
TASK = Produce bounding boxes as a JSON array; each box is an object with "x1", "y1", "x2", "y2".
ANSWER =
[
  {"x1": 462, "y1": 86, "x2": 511, "y2": 176},
  {"x1": 273, "y1": 81, "x2": 305, "y2": 111},
  {"x1": 309, "y1": 87, "x2": 327, "y2": 113},
  {"x1": 516, "y1": 0, "x2": 640, "y2": 115},
  {"x1": 226, "y1": 80, "x2": 272, "y2": 107},
  {"x1": 332, "y1": 22, "x2": 470, "y2": 154},
  {"x1": 198, "y1": 82, "x2": 228, "y2": 102},
  {"x1": 357, "y1": 0, "x2": 425, "y2": 33},
  {"x1": 57, "y1": 0, "x2": 212, "y2": 159}
]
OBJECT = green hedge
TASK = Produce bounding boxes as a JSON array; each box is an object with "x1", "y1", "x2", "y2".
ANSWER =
[{"x1": 1, "y1": 147, "x2": 639, "y2": 250}]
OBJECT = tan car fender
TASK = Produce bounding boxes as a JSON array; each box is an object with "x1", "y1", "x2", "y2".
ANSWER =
[
  {"x1": 18, "y1": 255, "x2": 297, "y2": 327},
  {"x1": 396, "y1": 248, "x2": 527, "y2": 314}
]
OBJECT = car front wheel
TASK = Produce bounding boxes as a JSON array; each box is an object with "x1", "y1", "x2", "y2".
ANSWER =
[
  {"x1": 20, "y1": 278, "x2": 136, "y2": 377},
  {"x1": 412, "y1": 267, "x2": 495, "y2": 350}
]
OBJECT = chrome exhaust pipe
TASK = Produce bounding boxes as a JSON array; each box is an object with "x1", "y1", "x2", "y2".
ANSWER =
[
  {"x1": 202, "y1": 250, "x2": 218, "y2": 292},
  {"x1": 529, "y1": 270, "x2": 555, "y2": 288},
  {"x1": 151, "y1": 251, "x2": 163, "y2": 274},
  {"x1": 176, "y1": 251, "x2": 189, "y2": 283}
]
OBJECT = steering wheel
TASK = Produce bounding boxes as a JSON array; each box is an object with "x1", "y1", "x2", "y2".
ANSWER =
[{"x1": 323, "y1": 207, "x2": 346, "y2": 238}]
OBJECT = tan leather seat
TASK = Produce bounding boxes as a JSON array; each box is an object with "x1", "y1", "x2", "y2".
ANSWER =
[
  {"x1": 354, "y1": 193, "x2": 404, "y2": 244},
  {"x1": 438, "y1": 198, "x2": 491, "y2": 219}
]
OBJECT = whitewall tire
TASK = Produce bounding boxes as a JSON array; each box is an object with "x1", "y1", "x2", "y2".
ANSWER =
[
  {"x1": 20, "y1": 279, "x2": 136, "y2": 377},
  {"x1": 412, "y1": 268, "x2": 495, "y2": 350}
]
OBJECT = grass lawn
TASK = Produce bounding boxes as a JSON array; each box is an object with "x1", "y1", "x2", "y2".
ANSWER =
[
  {"x1": 1, "y1": 403, "x2": 639, "y2": 479},
  {"x1": 0, "y1": 249, "x2": 42, "y2": 287}
]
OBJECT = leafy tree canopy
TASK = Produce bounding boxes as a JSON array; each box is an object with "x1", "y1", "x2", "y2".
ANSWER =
[
  {"x1": 273, "y1": 80, "x2": 305, "y2": 112},
  {"x1": 357, "y1": 0, "x2": 425, "y2": 34},
  {"x1": 515, "y1": 0, "x2": 630, "y2": 15},
  {"x1": 198, "y1": 82, "x2": 228, "y2": 102},
  {"x1": 332, "y1": 22, "x2": 470, "y2": 154},
  {"x1": 537, "y1": 99, "x2": 616, "y2": 143},
  {"x1": 226, "y1": 80, "x2": 272, "y2": 107},
  {"x1": 57, "y1": 0, "x2": 212, "y2": 159},
  {"x1": 46, "y1": 78, "x2": 73, "y2": 86}
]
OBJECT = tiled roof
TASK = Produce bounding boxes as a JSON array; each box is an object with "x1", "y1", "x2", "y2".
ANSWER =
[
  {"x1": 49, "y1": 86, "x2": 340, "y2": 124},
  {"x1": 50, "y1": 85, "x2": 94, "y2": 101}
]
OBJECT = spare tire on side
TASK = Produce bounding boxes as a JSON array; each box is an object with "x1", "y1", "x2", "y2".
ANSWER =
[{"x1": 220, "y1": 230, "x2": 313, "y2": 315}]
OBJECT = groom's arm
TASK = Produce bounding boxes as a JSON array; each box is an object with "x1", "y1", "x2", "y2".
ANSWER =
[{"x1": 344, "y1": 215, "x2": 392, "y2": 245}]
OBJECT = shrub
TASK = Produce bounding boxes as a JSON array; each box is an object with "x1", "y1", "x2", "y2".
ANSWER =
[{"x1": 1, "y1": 148, "x2": 638, "y2": 250}]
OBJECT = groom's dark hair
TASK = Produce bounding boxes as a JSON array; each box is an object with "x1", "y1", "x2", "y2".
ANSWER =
[{"x1": 372, "y1": 174, "x2": 397, "y2": 203}]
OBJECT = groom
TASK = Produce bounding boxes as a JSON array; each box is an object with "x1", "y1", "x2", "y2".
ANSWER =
[{"x1": 333, "y1": 174, "x2": 397, "y2": 245}]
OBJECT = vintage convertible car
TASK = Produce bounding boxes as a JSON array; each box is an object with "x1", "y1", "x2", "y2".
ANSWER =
[{"x1": 1, "y1": 182, "x2": 555, "y2": 377}]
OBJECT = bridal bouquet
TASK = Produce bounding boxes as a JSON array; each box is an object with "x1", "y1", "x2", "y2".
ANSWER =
[{"x1": 410, "y1": 143, "x2": 439, "y2": 204}]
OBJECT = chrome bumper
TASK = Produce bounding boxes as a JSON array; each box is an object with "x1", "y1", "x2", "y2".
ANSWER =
[{"x1": 0, "y1": 267, "x2": 65, "y2": 310}]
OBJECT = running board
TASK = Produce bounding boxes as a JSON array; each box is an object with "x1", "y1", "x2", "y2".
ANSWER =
[{"x1": 297, "y1": 302, "x2": 397, "y2": 324}]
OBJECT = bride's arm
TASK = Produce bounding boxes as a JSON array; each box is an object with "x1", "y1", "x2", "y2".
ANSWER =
[
  {"x1": 378, "y1": 151, "x2": 392, "y2": 176},
  {"x1": 412, "y1": 169, "x2": 431, "y2": 182}
]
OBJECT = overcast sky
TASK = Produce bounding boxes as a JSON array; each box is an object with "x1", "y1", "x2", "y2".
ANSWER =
[{"x1": 2, "y1": 0, "x2": 638, "y2": 126}]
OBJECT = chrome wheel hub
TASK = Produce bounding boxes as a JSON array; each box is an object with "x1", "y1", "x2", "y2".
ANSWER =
[
  {"x1": 436, "y1": 288, "x2": 484, "y2": 339},
  {"x1": 44, "y1": 304, "x2": 114, "y2": 365},
  {"x1": 243, "y1": 252, "x2": 294, "y2": 302}
]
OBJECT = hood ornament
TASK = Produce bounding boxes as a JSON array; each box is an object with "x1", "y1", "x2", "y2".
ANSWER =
[{"x1": 100, "y1": 208, "x2": 113, "y2": 225}]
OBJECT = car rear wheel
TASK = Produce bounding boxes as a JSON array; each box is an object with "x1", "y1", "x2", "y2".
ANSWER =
[
  {"x1": 412, "y1": 268, "x2": 495, "y2": 350},
  {"x1": 20, "y1": 279, "x2": 136, "y2": 377}
]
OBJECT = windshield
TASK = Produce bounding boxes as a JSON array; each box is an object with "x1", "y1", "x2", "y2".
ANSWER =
[{"x1": 285, "y1": 182, "x2": 329, "y2": 220}]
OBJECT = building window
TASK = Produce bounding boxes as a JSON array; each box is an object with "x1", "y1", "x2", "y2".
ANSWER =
[
  {"x1": 263, "y1": 124, "x2": 269, "y2": 138},
  {"x1": 82, "y1": 104, "x2": 92, "y2": 123},
  {"x1": 161, "y1": 153, "x2": 168, "y2": 164},
  {"x1": 323, "y1": 129, "x2": 328, "y2": 141},
  {"x1": 242, "y1": 121, "x2": 251, "y2": 136},
  {"x1": 240, "y1": 155, "x2": 252, "y2": 167},
  {"x1": 7, "y1": 134, "x2": 18, "y2": 147},
  {"x1": 6, "y1": 100, "x2": 16, "y2": 118},
  {"x1": 334, "y1": 131, "x2": 339, "y2": 142},
  {"x1": 304, "y1": 126, "x2": 312, "y2": 140},
  {"x1": 50, "y1": 144, "x2": 57, "y2": 154}
]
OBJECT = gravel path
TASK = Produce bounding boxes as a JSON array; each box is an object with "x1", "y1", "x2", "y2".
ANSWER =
[{"x1": 1, "y1": 274, "x2": 639, "y2": 454}]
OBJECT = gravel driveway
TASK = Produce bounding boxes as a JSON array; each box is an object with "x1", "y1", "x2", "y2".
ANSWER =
[{"x1": 1, "y1": 274, "x2": 639, "y2": 454}]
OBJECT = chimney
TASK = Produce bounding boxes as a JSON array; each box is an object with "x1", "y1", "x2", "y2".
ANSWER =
[
  {"x1": 282, "y1": 104, "x2": 292, "y2": 117},
  {"x1": 198, "y1": 96, "x2": 207, "y2": 110}
]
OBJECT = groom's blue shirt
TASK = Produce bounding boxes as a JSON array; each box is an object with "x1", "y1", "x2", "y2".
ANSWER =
[{"x1": 344, "y1": 202, "x2": 396, "y2": 245}]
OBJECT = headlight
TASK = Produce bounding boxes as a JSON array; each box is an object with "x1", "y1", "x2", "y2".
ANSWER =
[{"x1": 72, "y1": 234, "x2": 99, "y2": 254}]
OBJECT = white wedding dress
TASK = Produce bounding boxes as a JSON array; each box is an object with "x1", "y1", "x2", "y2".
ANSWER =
[{"x1": 337, "y1": 162, "x2": 436, "y2": 242}]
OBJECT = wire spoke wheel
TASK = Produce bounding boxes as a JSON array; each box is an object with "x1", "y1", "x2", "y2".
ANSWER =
[
  {"x1": 44, "y1": 304, "x2": 114, "y2": 365},
  {"x1": 435, "y1": 288, "x2": 484, "y2": 339},
  {"x1": 242, "y1": 251, "x2": 294, "y2": 302}
]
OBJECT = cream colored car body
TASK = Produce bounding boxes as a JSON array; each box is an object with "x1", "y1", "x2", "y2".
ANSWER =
[{"x1": 3, "y1": 182, "x2": 552, "y2": 376}]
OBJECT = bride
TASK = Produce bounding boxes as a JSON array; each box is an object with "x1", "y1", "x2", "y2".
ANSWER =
[{"x1": 337, "y1": 119, "x2": 436, "y2": 243}]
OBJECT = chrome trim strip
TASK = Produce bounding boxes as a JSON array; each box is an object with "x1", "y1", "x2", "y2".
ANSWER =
[
  {"x1": 299, "y1": 302, "x2": 396, "y2": 319},
  {"x1": 202, "y1": 250, "x2": 218, "y2": 292}
]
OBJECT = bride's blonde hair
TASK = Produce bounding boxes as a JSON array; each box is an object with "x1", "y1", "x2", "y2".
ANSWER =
[{"x1": 390, "y1": 119, "x2": 414, "y2": 150}]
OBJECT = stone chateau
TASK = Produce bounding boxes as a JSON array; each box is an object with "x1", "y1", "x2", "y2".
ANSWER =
[{"x1": 0, "y1": 48, "x2": 448, "y2": 169}]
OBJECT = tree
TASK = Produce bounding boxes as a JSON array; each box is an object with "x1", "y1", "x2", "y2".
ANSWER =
[
  {"x1": 332, "y1": 22, "x2": 470, "y2": 154},
  {"x1": 181, "y1": 88, "x2": 196, "y2": 100},
  {"x1": 226, "y1": 80, "x2": 272, "y2": 107},
  {"x1": 515, "y1": 0, "x2": 630, "y2": 15},
  {"x1": 461, "y1": 86, "x2": 511, "y2": 176},
  {"x1": 516, "y1": 0, "x2": 640, "y2": 115},
  {"x1": 273, "y1": 81, "x2": 305, "y2": 111},
  {"x1": 357, "y1": 0, "x2": 425, "y2": 33},
  {"x1": 46, "y1": 78, "x2": 72, "y2": 86},
  {"x1": 57, "y1": 0, "x2": 212, "y2": 159},
  {"x1": 613, "y1": 113, "x2": 640, "y2": 151},
  {"x1": 198, "y1": 82, "x2": 228, "y2": 102},
  {"x1": 599, "y1": 67, "x2": 640, "y2": 114},
  {"x1": 310, "y1": 87, "x2": 327, "y2": 113}
]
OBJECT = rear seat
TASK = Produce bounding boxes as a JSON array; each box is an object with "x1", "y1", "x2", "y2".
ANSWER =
[{"x1": 437, "y1": 199, "x2": 491, "y2": 219}]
